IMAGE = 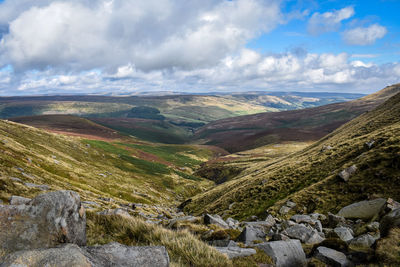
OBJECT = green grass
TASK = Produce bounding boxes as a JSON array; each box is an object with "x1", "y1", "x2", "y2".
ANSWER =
[{"x1": 185, "y1": 91, "x2": 400, "y2": 220}]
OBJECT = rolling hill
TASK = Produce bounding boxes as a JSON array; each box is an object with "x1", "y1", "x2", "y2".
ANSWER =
[
  {"x1": 194, "y1": 84, "x2": 400, "y2": 152},
  {"x1": 185, "y1": 88, "x2": 400, "y2": 220}
]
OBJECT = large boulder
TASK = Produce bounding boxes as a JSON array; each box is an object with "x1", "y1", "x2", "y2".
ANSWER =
[
  {"x1": 237, "y1": 225, "x2": 266, "y2": 244},
  {"x1": 314, "y1": 246, "x2": 353, "y2": 267},
  {"x1": 0, "y1": 242, "x2": 170, "y2": 267},
  {"x1": 0, "y1": 244, "x2": 91, "y2": 267},
  {"x1": 380, "y1": 208, "x2": 400, "y2": 237},
  {"x1": 256, "y1": 240, "x2": 307, "y2": 267},
  {"x1": 285, "y1": 224, "x2": 324, "y2": 245},
  {"x1": 85, "y1": 242, "x2": 170, "y2": 267},
  {"x1": 0, "y1": 190, "x2": 86, "y2": 254},
  {"x1": 204, "y1": 214, "x2": 229, "y2": 229},
  {"x1": 337, "y1": 198, "x2": 386, "y2": 220}
]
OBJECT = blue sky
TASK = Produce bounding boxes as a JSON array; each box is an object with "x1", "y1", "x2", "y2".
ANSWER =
[{"x1": 0, "y1": 0, "x2": 399, "y2": 95}]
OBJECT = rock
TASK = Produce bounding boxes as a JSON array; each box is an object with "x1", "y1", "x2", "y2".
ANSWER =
[
  {"x1": 97, "y1": 208, "x2": 131, "y2": 218},
  {"x1": 285, "y1": 224, "x2": 325, "y2": 245},
  {"x1": 364, "y1": 140, "x2": 375, "y2": 149},
  {"x1": 237, "y1": 225, "x2": 266, "y2": 244},
  {"x1": 168, "y1": 215, "x2": 198, "y2": 228},
  {"x1": 310, "y1": 213, "x2": 327, "y2": 221},
  {"x1": 226, "y1": 217, "x2": 239, "y2": 229},
  {"x1": 327, "y1": 212, "x2": 348, "y2": 228},
  {"x1": 9, "y1": 195, "x2": 31, "y2": 205},
  {"x1": 204, "y1": 214, "x2": 229, "y2": 229},
  {"x1": 82, "y1": 201, "x2": 101, "y2": 207},
  {"x1": 24, "y1": 182, "x2": 50, "y2": 191},
  {"x1": 286, "y1": 201, "x2": 297, "y2": 208},
  {"x1": 380, "y1": 208, "x2": 400, "y2": 237},
  {"x1": 0, "y1": 244, "x2": 91, "y2": 267},
  {"x1": 1, "y1": 242, "x2": 170, "y2": 267},
  {"x1": 321, "y1": 145, "x2": 333, "y2": 151},
  {"x1": 0, "y1": 191, "x2": 86, "y2": 254},
  {"x1": 256, "y1": 240, "x2": 307, "y2": 267},
  {"x1": 265, "y1": 215, "x2": 276, "y2": 227},
  {"x1": 215, "y1": 246, "x2": 256, "y2": 259},
  {"x1": 349, "y1": 234, "x2": 377, "y2": 252},
  {"x1": 315, "y1": 246, "x2": 353, "y2": 267},
  {"x1": 337, "y1": 198, "x2": 386, "y2": 220},
  {"x1": 281, "y1": 220, "x2": 297, "y2": 230},
  {"x1": 366, "y1": 222, "x2": 380, "y2": 232},
  {"x1": 279, "y1": 205, "x2": 291, "y2": 215},
  {"x1": 290, "y1": 214, "x2": 318, "y2": 226},
  {"x1": 385, "y1": 198, "x2": 400, "y2": 212},
  {"x1": 85, "y1": 242, "x2": 170, "y2": 267},
  {"x1": 333, "y1": 227, "x2": 354, "y2": 242},
  {"x1": 338, "y1": 165, "x2": 357, "y2": 182},
  {"x1": 210, "y1": 240, "x2": 237, "y2": 247},
  {"x1": 272, "y1": 233, "x2": 290, "y2": 241}
]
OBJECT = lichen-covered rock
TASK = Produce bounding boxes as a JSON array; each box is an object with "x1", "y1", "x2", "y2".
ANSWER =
[
  {"x1": 0, "y1": 244, "x2": 91, "y2": 267},
  {"x1": 337, "y1": 198, "x2": 386, "y2": 220},
  {"x1": 256, "y1": 240, "x2": 307, "y2": 267},
  {"x1": 285, "y1": 224, "x2": 324, "y2": 245},
  {"x1": 349, "y1": 234, "x2": 378, "y2": 252},
  {"x1": 237, "y1": 225, "x2": 266, "y2": 244},
  {"x1": 204, "y1": 214, "x2": 229, "y2": 229},
  {"x1": 85, "y1": 242, "x2": 170, "y2": 267},
  {"x1": 9, "y1": 196, "x2": 31, "y2": 205},
  {"x1": 0, "y1": 190, "x2": 86, "y2": 254},
  {"x1": 333, "y1": 227, "x2": 354, "y2": 242}
]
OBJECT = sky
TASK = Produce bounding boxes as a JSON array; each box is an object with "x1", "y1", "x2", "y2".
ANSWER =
[{"x1": 0, "y1": 0, "x2": 399, "y2": 95}]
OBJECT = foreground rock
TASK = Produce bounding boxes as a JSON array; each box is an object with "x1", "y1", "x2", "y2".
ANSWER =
[
  {"x1": 337, "y1": 198, "x2": 386, "y2": 220},
  {"x1": 256, "y1": 240, "x2": 306, "y2": 267},
  {"x1": 85, "y1": 242, "x2": 170, "y2": 267},
  {"x1": 0, "y1": 190, "x2": 86, "y2": 253},
  {"x1": 315, "y1": 246, "x2": 353, "y2": 267},
  {"x1": 1, "y1": 242, "x2": 170, "y2": 267}
]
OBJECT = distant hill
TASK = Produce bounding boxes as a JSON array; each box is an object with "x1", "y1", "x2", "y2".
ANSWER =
[
  {"x1": 185, "y1": 87, "x2": 400, "y2": 220},
  {"x1": 194, "y1": 84, "x2": 400, "y2": 152}
]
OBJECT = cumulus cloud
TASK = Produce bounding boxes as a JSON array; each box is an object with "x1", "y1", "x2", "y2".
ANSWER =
[
  {"x1": 0, "y1": 0, "x2": 282, "y2": 72},
  {"x1": 307, "y1": 6, "x2": 354, "y2": 35},
  {"x1": 342, "y1": 24, "x2": 387, "y2": 45}
]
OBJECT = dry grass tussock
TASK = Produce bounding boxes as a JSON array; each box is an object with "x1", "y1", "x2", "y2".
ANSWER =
[
  {"x1": 376, "y1": 227, "x2": 400, "y2": 265},
  {"x1": 86, "y1": 211, "x2": 231, "y2": 267}
]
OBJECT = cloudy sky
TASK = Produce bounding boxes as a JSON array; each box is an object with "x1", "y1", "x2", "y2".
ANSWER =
[{"x1": 0, "y1": 0, "x2": 399, "y2": 95}]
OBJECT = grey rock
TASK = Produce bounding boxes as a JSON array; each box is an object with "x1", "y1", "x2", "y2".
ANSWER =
[
  {"x1": 0, "y1": 244, "x2": 91, "y2": 267},
  {"x1": 338, "y1": 165, "x2": 357, "y2": 182},
  {"x1": 272, "y1": 233, "x2": 290, "y2": 241},
  {"x1": 285, "y1": 224, "x2": 324, "y2": 244},
  {"x1": 24, "y1": 183, "x2": 50, "y2": 191},
  {"x1": 210, "y1": 240, "x2": 237, "y2": 247},
  {"x1": 204, "y1": 214, "x2": 229, "y2": 229},
  {"x1": 333, "y1": 227, "x2": 354, "y2": 242},
  {"x1": 226, "y1": 217, "x2": 239, "y2": 229},
  {"x1": 337, "y1": 198, "x2": 386, "y2": 220},
  {"x1": 256, "y1": 240, "x2": 307, "y2": 267},
  {"x1": 290, "y1": 214, "x2": 316, "y2": 225},
  {"x1": 310, "y1": 213, "x2": 327, "y2": 221},
  {"x1": 215, "y1": 246, "x2": 256, "y2": 259},
  {"x1": 265, "y1": 215, "x2": 276, "y2": 227},
  {"x1": 279, "y1": 205, "x2": 291, "y2": 215},
  {"x1": 315, "y1": 246, "x2": 353, "y2": 267},
  {"x1": 237, "y1": 226, "x2": 266, "y2": 244},
  {"x1": 0, "y1": 191, "x2": 86, "y2": 254},
  {"x1": 82, "y1": 201, "x2": 101, "y2": 207},
  {"x1": 349, "y1": 234, "x2": 377, "y2": 251},
  {"x1": 85, "y1": 242, "x2": 170, "y2": 267},
  {"x1": 9, "y1": 196, "x2": 31, "y2": 205},
  {"x1": 0, "y1": 242, "x2": 170, "y2": 267},
  {"x1": 380, "y1": 208, "x2": 400, "y2": 237},
  {"x1": 327, "y1": 213, "x2": 348, "y2": 228},
  {"x1": 97, "y1": 208, "x2": 131, "y2": 218},
  {"x1": 364, "y1": 140, "x2": 375, "y2": 149},
  {"x1": 286, "y1": 201, "x2": 297, "y2": 208},
  {"x1": 385, "y1": 198, "x2": 400, "y2": 212},
  {"x1": 168, "y1": 215, "x2": 198, "y2": 228},
  {"x1": 281, "y1": 220, "x2": 297, "y2": 230},
  {"x1": 366, "y1": 222, "x2": 380, "y2": 232}
]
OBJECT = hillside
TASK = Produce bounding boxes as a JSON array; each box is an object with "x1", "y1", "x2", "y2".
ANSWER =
[
  {"x1": 0, "y1": 119, "x2": 221, "y2": 212},
  {"x1": 194, "y1": 84, "x2": 400, "y2": 152},
  {"x1": 185, "y1": 90, "x2": 400, "y2": 220}
]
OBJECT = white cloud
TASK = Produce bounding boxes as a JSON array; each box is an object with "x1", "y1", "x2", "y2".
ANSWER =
[
  {"x1": 307, "y1": 6, "x2": 354, "y2": 35},
  {"x1": 0, "y1": 0, "x2": 282, "y2": 72},
  {"x1": 342, "y1": 24, "x2": 387, "y2": 45}
]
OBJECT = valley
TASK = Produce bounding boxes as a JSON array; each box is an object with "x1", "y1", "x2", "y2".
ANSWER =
[{"x1": 0, "y1": 85, "x2": 399, "y2": 266}]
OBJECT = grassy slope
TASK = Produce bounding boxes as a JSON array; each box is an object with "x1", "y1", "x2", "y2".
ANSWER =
[
  {"x1": 0, "y1": 119, "x2": 218, "y2": 208},
  {"x1": 194, "y1": 84, "x2": 400, "y2": 152},
  {"x1": 185, "y1": 91, "x2": 400, "y2": 220}
]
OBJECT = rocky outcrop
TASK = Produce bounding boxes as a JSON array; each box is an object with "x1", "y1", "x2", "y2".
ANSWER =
[
  {"x1": 337, "y1": 198, "x2": 386, "y2": 220},
  {"x1": 85, "y1": 242, "x2": 170, "y2": 267},
  {"x1": 0, "y1": 190, "x2": 86, "y2": 253},
  {"x1": 1, "y1": 242, "x2": 170, "y2": 267},
  {"x1": 314, "y1": 246, "x2": 353, "y2": 267},
  {"x1": 256, "y1": 240, "x2": 307, "y2": 267}
]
